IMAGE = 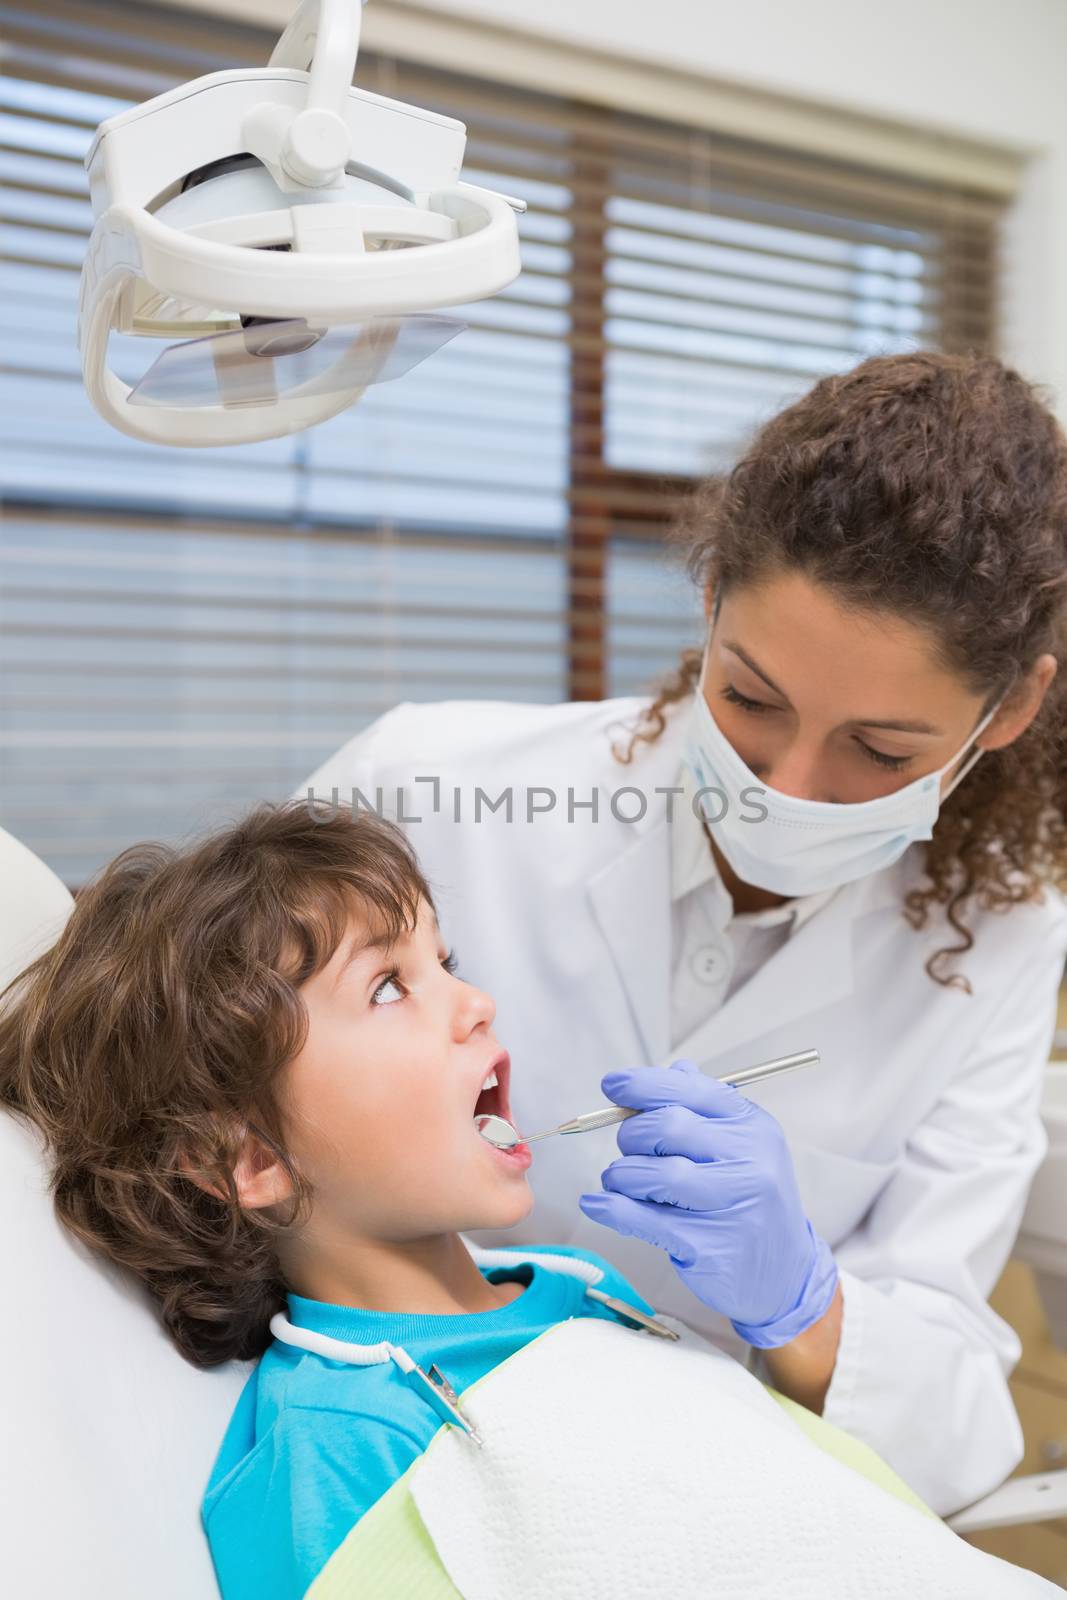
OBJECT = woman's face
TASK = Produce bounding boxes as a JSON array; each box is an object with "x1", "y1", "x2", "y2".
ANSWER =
[
  {"x1": 275, "y1": 895, "x2": 534, "y2": 1248},
  {"x1": 704, "y1": 571, "x2": 1000, "y2": 804}
]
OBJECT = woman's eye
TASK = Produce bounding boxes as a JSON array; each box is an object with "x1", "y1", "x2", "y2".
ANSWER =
[
  {"x1": 722, "y1": 677, "x2": 915, "y2": 773},
  {"x1": 371, "y1": 973, "x2": 404, "y2": 1006},
  {"x1": 857, "y1": 741, "x2": 912, "y2": 771},
  {"x1": 720, "y1": 683, "x2": 773, "y2": 714},
  {"x1": 723, "y1": 675, "x2": 921, "y2": 774}
]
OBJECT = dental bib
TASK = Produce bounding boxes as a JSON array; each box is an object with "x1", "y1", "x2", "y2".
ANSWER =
[{"x1": 304, "y1": 1260, "x2": 1055, "y2": 1598}]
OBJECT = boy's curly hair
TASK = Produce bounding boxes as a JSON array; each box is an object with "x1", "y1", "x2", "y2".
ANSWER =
[
  {"x1": 617, "y1": 349, "x2": 1067, "y2": 987},
  {"x1": 0, "y1": 799, "x2": 435, "y2": 1369}
]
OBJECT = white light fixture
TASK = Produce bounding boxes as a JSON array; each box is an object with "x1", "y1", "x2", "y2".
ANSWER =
[{"x1": 77, "y1": 0, "x2": 526, "y2": 447}]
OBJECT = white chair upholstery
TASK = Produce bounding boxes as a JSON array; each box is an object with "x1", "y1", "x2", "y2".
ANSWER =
[
  {"x1": 0, "y1": 824, "x2": 74, "y2": 993},
  {"x1": 0, "y1": 826, "x2": 248, "y2": 1598}
]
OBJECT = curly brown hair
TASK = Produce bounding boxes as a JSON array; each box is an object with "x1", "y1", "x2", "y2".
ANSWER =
[
  {"x1": 617, "y1": 350, "x2": 1067, "y2": 987},
  {"x1": 0, "y1": 799, "x2": 435, "y2": 1369}
]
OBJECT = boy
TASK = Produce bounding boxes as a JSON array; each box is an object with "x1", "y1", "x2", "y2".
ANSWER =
[{"x1": 0, "y1": 799, "x2": 656, "y2": 1598}]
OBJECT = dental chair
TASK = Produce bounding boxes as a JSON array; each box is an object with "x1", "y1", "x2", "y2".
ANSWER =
[{"x1": 0, "y1": 824, "x2": 1063, "y2": 1598}]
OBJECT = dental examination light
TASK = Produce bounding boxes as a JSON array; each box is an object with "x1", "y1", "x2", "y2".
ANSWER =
[{"x1": 77, "y1": 0, "x2": 526, "y2": 447}]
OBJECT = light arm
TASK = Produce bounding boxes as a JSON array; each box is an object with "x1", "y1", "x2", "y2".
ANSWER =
[{"x1": 269, "y1": 0, "x2": 368, "y2": 116}]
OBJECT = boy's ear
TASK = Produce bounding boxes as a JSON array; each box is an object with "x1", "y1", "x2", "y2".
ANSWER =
[{"x1": 178, "y1": 1125, "x2": 293, "y2": 1211}]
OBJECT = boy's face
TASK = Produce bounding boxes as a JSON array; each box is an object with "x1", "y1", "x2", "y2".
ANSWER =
[{"x1": 277, "y1": 896, "x2": 534, "y2": 1245}]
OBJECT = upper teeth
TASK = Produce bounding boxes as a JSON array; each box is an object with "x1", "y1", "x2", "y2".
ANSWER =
[{"x1": 482, "y1": 1069, "x2": 498, "y2": 1091}]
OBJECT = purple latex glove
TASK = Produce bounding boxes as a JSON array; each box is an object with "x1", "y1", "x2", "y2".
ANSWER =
[{"x1": 577, "y1": 1059, "x2": 838, "y2": 1348}]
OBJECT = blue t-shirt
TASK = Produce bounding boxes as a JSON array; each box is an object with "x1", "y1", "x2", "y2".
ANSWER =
[{"x1": 201, "y1": 1244, "x2": 656, "y2": 1600}]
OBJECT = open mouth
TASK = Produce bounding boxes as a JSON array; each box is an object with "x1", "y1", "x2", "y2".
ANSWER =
[{"x1": 472, "y1": 1049, "x2": 512, "y2": 1128}]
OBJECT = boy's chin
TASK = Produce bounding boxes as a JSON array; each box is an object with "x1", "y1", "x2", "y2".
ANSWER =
[{"x1": 460, "y1": 1184, "x2": 534, "y2": 1233}]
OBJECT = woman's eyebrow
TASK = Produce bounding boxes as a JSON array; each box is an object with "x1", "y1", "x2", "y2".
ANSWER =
[
  {"x1": 723, "y1": 640, "x2": 788, "y2": 698},
  {"x1": 722, "y1": 639, "x2": 942, "y2": 736},
  {"x1": 853, "y1": 713, "x2": 942, "y2": 734}
]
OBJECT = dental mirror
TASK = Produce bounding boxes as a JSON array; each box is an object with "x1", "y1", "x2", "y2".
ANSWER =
[{"x1": 474, "y1": 1113, "x2": 520, "y2": 1149}]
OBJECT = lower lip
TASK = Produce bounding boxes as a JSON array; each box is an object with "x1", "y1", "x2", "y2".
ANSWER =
[{"x1": 485, "y1": 1136, "x2": 532, "y2": 1172}]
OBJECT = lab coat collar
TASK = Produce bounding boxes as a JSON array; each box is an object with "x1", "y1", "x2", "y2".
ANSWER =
[{"x1": 587, "y1": 696, "x2": 908, "y2": 1068}]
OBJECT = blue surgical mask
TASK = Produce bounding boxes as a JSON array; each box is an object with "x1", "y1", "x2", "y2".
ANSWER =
[{"x1": 684, "y1": 646, "x2": 1003, "y2": 898}]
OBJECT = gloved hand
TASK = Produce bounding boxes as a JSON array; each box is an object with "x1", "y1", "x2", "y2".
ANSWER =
[{"x1": 577, "y1": 1059, "x2": 839, "y2": 1348}]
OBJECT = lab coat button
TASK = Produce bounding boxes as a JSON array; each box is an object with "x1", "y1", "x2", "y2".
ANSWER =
[{"x1": 691, "y1": 944, "x2": 729, "y2": 985}]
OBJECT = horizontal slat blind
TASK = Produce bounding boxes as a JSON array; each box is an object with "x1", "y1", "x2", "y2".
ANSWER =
[
  {"x1": 0, "y1": 1, "x2": 1001, "y2": 886},
  {"x1": 0, "y1": 513, "x2": 570, "y2": 869}
]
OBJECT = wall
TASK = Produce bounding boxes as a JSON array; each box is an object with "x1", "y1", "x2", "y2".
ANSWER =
[{"x1": 406, "y1": 0, "x2": 1067, "y2": 414}]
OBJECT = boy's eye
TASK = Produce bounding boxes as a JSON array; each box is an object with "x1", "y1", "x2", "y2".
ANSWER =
[
  {"x1": 371, "y1": 974, "x2": 404, "y2": 1006},
  {"x1": 370, "y1": 950, "x2": 459, "y2": 1007}
]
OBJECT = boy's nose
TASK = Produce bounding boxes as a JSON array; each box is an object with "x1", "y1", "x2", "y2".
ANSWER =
[{"x1": 454, "y1": 979, "x2": 495, "y2": 1037}]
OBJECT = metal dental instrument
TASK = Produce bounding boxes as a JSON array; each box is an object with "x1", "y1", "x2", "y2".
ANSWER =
[{"x1": 475, "y1": 1049, "x2": 820, "y2": 1149}]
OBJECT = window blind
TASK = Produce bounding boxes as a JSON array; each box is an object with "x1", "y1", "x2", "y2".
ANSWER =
[{"x1": 0, "y1": 0, "x2": 1004, "y2": 887}]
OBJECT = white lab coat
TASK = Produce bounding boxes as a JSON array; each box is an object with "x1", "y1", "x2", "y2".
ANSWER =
[{"x1": 296, "y1": 693, "x2": 1067, "y2": 1515}]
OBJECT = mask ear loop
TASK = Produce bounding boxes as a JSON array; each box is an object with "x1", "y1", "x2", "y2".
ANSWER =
[
  {"x1": 940, "y1": 695, "x2": 1005, "y2": 803},
  {"x1": 699, "y1": 587, "x2": 722, "y2": 684}
]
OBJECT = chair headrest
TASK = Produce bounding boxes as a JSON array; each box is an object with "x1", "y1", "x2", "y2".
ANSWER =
[{"x1": 0, "y1": 823, "x2": 74, "y2": 992}]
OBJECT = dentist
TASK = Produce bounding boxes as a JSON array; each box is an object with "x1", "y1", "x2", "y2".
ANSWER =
[{"x1": 296, "y1": 350, "x2": 1067, "y2": 1515}]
